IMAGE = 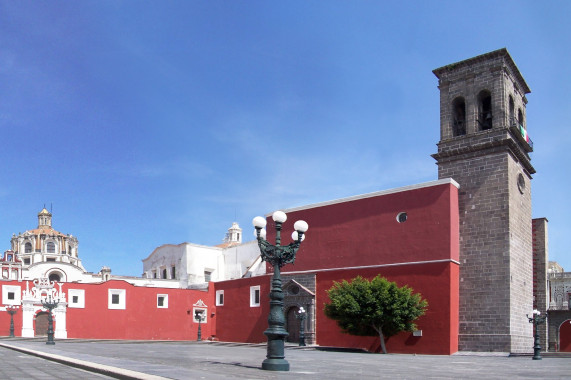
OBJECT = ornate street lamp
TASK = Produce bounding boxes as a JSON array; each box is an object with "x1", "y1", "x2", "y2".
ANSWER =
[
  {"x1": 253, "y1": 211, "x2": 308, "y2": 372},
  {"x1": 6, "y1": 305, "x2": 19, "y2": 338},
  {"x1": 195, "y1": 310, "x2": 205, "y2": 341},
  {"x1": 296, "y1": 306, "x2": 307, "y2": 347},
  {"x1": 527, "y1": 309, "x2": 547, "y2": 360},
  {"x1": 41, "y1": 295, "x2": 59, "y2": 345}
]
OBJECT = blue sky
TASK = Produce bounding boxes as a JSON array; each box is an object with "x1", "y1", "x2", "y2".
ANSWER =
[{"x1": 0, "y1": 1, "x2": 569, "y2": 276}]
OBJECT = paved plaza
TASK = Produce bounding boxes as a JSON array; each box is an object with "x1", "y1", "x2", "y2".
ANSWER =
[
  {"x1": 0, "y1": 338, "x2": 569, "y2": 379},
  {"x1": 0, "y1": 344, "x2": 114, "y2": 379}
]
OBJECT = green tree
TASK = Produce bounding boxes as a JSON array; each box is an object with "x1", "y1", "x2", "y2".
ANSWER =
[{"x1": 324, "y1": 275, "x2": 428, "y2": 354}]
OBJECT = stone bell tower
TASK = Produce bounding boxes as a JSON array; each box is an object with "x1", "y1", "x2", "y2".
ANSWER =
[{"x1": 432, "y1": 49, "x2": 535, "y2": 353}]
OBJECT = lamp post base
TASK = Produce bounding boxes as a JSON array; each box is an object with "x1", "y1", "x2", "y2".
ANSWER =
[{"x1": 262, "y1": 358, "x2": 289, "y2": 371}]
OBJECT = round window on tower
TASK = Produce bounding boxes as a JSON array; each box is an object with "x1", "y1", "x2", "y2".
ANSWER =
[
  {"x1": 396, "y1": 212, "x2": 408, "y2": 223},
  {"x1": 517, "y1": 173, "x2": 526, "y2": 194}
]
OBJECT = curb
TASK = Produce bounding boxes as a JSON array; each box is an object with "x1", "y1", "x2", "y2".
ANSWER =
[{"x1": 0, "y1": 342, "x2": 168, "y2": 380}]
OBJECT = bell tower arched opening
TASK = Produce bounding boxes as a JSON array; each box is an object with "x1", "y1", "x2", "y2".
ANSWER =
[
  {"x1": 477, "y1": 90, "x2": 493, "y2": 130},
  {"x1": 452, "y1": 97, "x2": 466, "y2": 136}
]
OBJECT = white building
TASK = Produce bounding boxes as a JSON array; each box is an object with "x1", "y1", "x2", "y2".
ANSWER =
[
  {"x1": 4, "y1": 208, "x2": 263, "y2": 291},
  {"x1": 142, "y1": 222, "x2": 264, "y2": 288}
]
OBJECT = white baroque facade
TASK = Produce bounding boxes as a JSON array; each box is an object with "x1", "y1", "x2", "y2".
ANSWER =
[
  {"x1": 549, "y1": 266, "x2": 571, "y2": 311},
  {"x1": 3, "y1": 209, "x2": 109, "y2": 284}
]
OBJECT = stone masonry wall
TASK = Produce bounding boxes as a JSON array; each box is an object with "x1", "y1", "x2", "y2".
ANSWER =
[
  {"x1": 282, "y1": 273, "x2": 316, "y2": 345},
  {"x1": 508, "y1": 157, "x2": 534, "y2": 353},
  {"x1": 532, "y1": 218, "x2": 549, "y2": 351},
  {"x1": 438, "y1": 147, "x2": 513, "y2": 352}
]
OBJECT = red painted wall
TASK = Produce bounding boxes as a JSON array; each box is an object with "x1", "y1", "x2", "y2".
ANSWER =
[
  {"x1": 266, "y1": 182, "x2": 460, "y2": 273},
  {"x1": 63, "y1": 280, "x2": 215, "y2": 341},
  {"x1": 213, "y1": 276, "x2": 270, "y2": 343},
  {"x1": 212, "y1": 261, "x2": 459, "y2": 354},
  {"x1": 0, "y1": 283, "x2": 23, "y2": 337},
  {"x1": 560, "y1": 319, "x2": 571, "y2": 352},
  {"x1": 315, "y1": 262, "x2": 459, "y2": 355},
  {"x1": 215, "y1": 177, "x2": 462, "y2": 354}
]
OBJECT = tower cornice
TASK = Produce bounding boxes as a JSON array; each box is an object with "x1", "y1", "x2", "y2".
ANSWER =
[
  {"x1": 433, "y1": 48, "x2": 531, "y2": 94},
  {"x1": 432, "y1": 129, "x2": 536, "y2": 175}
]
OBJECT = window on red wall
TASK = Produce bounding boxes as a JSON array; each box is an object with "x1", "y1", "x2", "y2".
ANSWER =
[
  {"x1": 216, "y1": 290, "x2": 224, "y2": 306},
  {"x1": 250, "y1": 286, "x2": 260, "y2": 307},
  {"x1": 157, "y1": 294, "x2": 168, "y2": 308},
  {"x1": 108, "y1": 289, "x2": 126, "y2": 310}
]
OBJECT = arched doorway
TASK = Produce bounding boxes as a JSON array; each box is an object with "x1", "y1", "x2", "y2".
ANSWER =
[
  {"x1": 35, "y1": 312, "x2": 50, "y2": 336},
  {"x1": 286, "y1": 307, "x2": 300, "y2": 343},
  {"x1": 560, "y1": 319, "x2": 571, "y2": 352}
]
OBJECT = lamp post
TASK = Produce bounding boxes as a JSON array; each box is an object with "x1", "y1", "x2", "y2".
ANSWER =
[
  {"x1": 527, "y1": 309, "x2": 547, "y2": 360},
  {"x1": 195, "y1": 310, "x2": 205, "y2": 341},
  {"x1": 253, "y1": 211, "x2": 308, "y2": 372},
  {"x1": 6, "y1": 305, "x2": 19, "y2": 338},
  {"x1": 296, "y1": 306, "x2": 307, "y2": 347},
  {"x1": 41, "y1": 295, "x2": 59, "y2": 345}
]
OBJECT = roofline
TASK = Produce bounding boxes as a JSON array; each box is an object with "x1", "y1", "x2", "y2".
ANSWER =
[
  {"x1": 141, "y1": 240, "x2": 258, "y2": 262},
  {"x1": 432, "y1": 48, "x2": 531, "y2": 94},
  {"x1": 268, "y1": 178, "x2": 460, "y2": 215}
]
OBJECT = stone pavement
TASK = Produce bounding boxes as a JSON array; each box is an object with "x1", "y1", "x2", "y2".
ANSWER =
[
  {"x1": 0, "y1": 344, "x2": 114, "y2": 379},
  {"x1": 0, "y1": 338, "x2": 569, "y2": 379}
]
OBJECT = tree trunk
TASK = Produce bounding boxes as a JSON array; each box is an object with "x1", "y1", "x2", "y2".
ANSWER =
[{"x1": 378, "y1": 329, "x2": 387, "y2": 354}]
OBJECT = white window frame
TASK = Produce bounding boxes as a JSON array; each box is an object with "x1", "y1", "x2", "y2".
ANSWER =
[
  {"x1": 157, "y1": 294, "x2": 168, "y2": 308},
  {"x1": 216, "y1": 290, "x2": 224, "y2": 306},
  {"x1": 68, "y1": 289, "x2": 85, "y2": 308},
  {"x1": 250, "y1": 285, "x2": 260, "y2": 307},
  {"x1": 193, "y1": 307, "x2": 207, "y2": 323},
  {"x1": 108, "y1": 289, "x2": 126, "y2": 310},
  {"x1": 2, "y1": 285, "x2": 21, "y2": 305}
]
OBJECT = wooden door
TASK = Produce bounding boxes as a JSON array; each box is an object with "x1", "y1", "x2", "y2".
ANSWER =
[
  {"x1": 35, "y1": 312, "x2": 49, "y2": 336},
  {"x1": 286, "y1": 307, "x2": 299, "y2": 343}
]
